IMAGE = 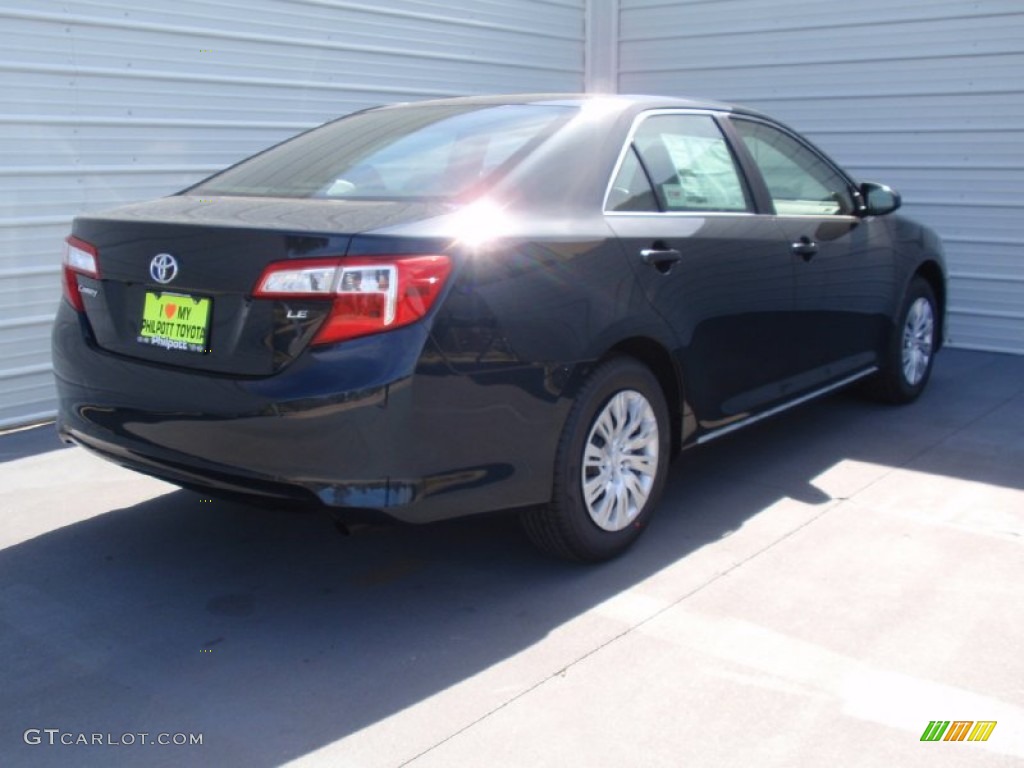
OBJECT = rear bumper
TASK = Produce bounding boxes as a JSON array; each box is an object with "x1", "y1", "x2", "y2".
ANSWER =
[{"x1": 52, "y1": 304, "x2": 569, "y2": 522}]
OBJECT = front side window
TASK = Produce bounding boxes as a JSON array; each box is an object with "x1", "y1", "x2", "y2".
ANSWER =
[
  {"x1": 190, "y1": 104, "x2": 575, "y2": 200},
  {"x1": 733, "y1": 119, "x2": 855, "y2": 216},
  {"x1": 607, "y1": 113, "x2": 751, "y2": 213}
]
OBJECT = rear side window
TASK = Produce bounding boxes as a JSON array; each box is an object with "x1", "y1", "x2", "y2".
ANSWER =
[
  {"x1": 190, "y1": 104, "x2": 575, "y2": 200},
  {"x1": 607, "y1": 113, "x2": 751, "y2": 213},
  {"x1": 733, "y1": 119, "x2": 855, "y2": 216},
  {"x1": 606, "y1": 146, "x2": 659, "y2": 212}
]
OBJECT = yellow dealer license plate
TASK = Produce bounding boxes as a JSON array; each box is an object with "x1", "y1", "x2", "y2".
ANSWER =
[{"x1": 137, "y1": 292, "x2": 211, "y2": 353}]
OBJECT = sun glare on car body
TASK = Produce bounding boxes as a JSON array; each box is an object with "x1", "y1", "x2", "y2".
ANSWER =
[{"x1": 451, "y1": 199, "x2": 516, "y2": 249}]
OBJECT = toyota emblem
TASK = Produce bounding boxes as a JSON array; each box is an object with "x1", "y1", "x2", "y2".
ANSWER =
[{"x1": 149, "y1": 253, "x2": 179, "y2": 284}]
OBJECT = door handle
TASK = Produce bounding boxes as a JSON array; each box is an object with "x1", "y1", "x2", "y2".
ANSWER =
[
  {"x1": 640, "y1": 247, "x2": 683, "y2": 269},
  {"x1": 791, "y1": 236, "x2": 818, "y2": 261}
]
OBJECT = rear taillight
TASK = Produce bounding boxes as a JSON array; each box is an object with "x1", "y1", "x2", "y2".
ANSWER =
[
  {"x1": 253, "y1": 255, "x2": 452, "y2": 345},
  {"x1": 62, "y1": 236, "x2": 100, "y2": 312}
]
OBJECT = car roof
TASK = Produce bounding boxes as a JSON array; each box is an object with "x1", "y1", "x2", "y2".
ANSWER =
[{"x1": 375, "y1": 92, "x2": 771, "y2": 121}]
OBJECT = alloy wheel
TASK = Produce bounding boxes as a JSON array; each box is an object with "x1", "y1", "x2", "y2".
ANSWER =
[
  {"x1": 581, "y1": 390, "x2": 659, "y2": 532},
  {"x1": 902, "y1": 296, "x2": 934, "y2": 386}
]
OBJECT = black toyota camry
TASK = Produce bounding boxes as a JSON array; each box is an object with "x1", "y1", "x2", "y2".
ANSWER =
[{"x1": 53, "y1": 93, "x2": 946, "y2": 561}]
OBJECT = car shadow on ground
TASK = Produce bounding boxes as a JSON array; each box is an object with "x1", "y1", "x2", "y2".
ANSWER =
[{"x1": 0, "y1": 350, "x2": 1020, "y2": 767}]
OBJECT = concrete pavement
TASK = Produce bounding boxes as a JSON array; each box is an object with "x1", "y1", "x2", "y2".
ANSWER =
[{"x1": 1, "y1": 348, "x2": 1021, "y2": 767}]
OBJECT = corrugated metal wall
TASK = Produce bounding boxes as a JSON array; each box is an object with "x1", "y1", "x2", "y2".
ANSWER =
[
  {"x1": 0, "y1": 0, "x2": 585, "y2": 428},
  {"x1": 5, "y1": 1, "x2": 1020, "y2": 428},
  {"x1": 619, "y1": 0, "x2": 1024, "y2": 354}
]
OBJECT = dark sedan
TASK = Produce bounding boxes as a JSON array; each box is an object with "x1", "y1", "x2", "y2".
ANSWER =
[{"x1": 53, "y1": 94, "x2": 946, "y2": 561}]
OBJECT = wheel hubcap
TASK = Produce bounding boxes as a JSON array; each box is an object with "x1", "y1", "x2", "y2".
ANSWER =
[
  {"x1": 902, "y1": 297, "x2": 934, "y2": 387},
  {"x1": 581, "y1": 390, "x2": 659, "y2": 532}
]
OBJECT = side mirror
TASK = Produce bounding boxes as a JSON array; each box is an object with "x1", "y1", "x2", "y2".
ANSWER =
[{"x1": 860, "y1": 182, "x2": 902, "y2": 216}]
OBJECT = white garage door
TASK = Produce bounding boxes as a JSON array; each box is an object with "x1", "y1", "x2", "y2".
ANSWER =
[
  {"x1": 619, "y1": 0, "x2": 1024, "y2": 354},
  {"x1": 0, "y1": 0, "x2": 585, "y2": 428}
]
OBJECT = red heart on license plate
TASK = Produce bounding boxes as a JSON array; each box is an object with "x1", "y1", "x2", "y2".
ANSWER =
[{"x1": 164, "y1": 303, "x2": 177, "y2": 319}]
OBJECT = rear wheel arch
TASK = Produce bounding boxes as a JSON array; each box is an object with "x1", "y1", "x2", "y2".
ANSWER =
[{"x1": 601, "y1": 337, "x2": 684, "y2": 456}]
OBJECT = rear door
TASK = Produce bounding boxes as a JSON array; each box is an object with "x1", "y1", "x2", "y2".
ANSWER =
[{"x1": 605, "y1": 111, "x2": 801, "y2": 425}]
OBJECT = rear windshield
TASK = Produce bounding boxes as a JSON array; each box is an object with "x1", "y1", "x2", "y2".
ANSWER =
[{"x1": 189, "y1": 104, "x2": 575, "y2": 200}]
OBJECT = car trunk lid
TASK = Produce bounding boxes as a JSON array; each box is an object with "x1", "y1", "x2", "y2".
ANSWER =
[{"x1": 70, "y1": 195, "x2": 449, "y2": 376}]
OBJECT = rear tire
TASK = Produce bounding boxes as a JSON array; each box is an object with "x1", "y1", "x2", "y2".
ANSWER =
[
  {"x1": 865, "y1": 276, "x2": 938, "y2": 404},
  {"x1": 521, "y1": 357, "x2": 671, "y2": 562}
]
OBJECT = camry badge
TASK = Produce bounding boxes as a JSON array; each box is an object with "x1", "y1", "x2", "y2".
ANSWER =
[{"x1": 149, "y1": 253, "x2": 179, "y2": 284}]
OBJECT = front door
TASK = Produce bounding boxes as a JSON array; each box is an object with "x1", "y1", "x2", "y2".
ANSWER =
[{"x1": 729, "y1": 117, "x2": 895, "y2": 387}]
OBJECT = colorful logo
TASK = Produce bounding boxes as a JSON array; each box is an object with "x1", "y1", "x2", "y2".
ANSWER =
[{"x1": 920, "y1": 721, "x2": 997, "y2": 742}]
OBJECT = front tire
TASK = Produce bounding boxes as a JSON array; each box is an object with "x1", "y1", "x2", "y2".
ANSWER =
[
  {"x1": 866, "y1": 276, "x2": 939, "y2": 404},
  {"x1": 521, "y1": 357, "x2": 671, "y2": 562}
]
